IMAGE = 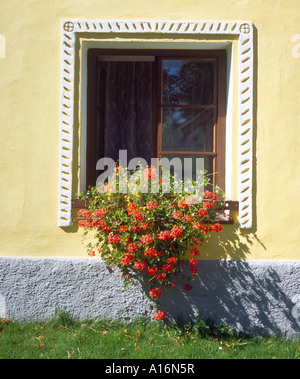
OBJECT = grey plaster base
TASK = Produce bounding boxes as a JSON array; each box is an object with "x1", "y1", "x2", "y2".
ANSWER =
[{"x1": 0, "y1": 257, "x2": 299, "y2": 338}]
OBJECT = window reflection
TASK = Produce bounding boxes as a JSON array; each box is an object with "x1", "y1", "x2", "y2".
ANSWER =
[
  {"x1": 162, "y1": 60, "x2": 215, "y2": 105},
  {"x1": 162, "y1": 108, "x2": 214, "y2": 152}
]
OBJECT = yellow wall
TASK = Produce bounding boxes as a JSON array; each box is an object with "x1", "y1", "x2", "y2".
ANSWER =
[{"x1": 0, "y1": 0, "x2": 299, "y2": 260}]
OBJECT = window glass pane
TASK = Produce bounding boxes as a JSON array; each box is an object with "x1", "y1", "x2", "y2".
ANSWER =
[
  {"x1": 163, "y1": 60, "x2": 215, "y2": 105},
  {"x1": 161, "y1": 154, "x2": 214, "y2": 185},
  {"x1": 162, "y1": 108, "x2": 214, "y2": 152}
]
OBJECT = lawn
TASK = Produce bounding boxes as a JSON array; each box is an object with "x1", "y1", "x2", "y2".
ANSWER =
[{"x1": 0, "y1": 313, "x2": 299, "y2": 360}]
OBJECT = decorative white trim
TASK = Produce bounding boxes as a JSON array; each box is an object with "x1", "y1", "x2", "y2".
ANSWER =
[{"x1": 59, "y1": 20, "x2": 254, "y2": 228}]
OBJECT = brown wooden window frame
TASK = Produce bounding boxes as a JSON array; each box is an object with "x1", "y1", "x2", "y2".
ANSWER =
[{"x1": 86, "y1": 48, "x2": 227, "y2": 192}]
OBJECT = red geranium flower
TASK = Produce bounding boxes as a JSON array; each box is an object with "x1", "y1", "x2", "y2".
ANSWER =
[
  {"x1": 183, "y1": 215, "x2": 194, "y2": 222},
  {"x1": 146, "y1": 267, "x2": 158, "y2": 275},
  {"x1": 162, "y1": 264, "x2": 174, "y2": 273},
  {"x1": 127, "y1": 242, "x2": 139, "y2": 252},
  {"x1": 157, "y1": 231, "x2": 172, "y2": 241},
  {"x1": 209, "y1": 222, "x2": 223, "y2": 233},
  {"x1": 93, "y1": 208, "x2": 107, "y2": 218},
  {"x1": 144, "y1": 247, "x2": 162, "y2": 257},
  {"x1": 133, "y1": 211, "x2": 144, "y2": 221},
  {"x1": 149, "y1": 288, "x2": 162, "y2": 298},
  {"x1": 153, "y1": 310, "x2": 166, "y2": 320},
  {"x1": 83, "y1": 219, "x2": 94, "y2": 228},
  {"x1": 204, "y1": 190, "x2": 214, "y2": 198},
  {"x1": 204, "y1": 190, "x2": 220, "y2": 201},
  {"x1": 132, "y1": 224, "x2": 141, "y2": 233},
  {"x1": 184, "y1": 284, "x2": 193, "y2": 291},
  {"x1": 143, "y1": 168, "x2": 156, "y2": 180},
  {"x1": 170, "y1": 225, "x2": 183, "y2": 238},
  {"x1": 146, "y1": 201, "x2": 159, "y2": 209},
  {"x1": 78, "y1": 209, "x2": 92, "y2": 218},
  {"x1": 88, "y1": 248, "x2": 95, "y2": 257},
  {"x1": 193, "y1": 238, "x2": 203, "y2": 246},
  {"x1": 126, "y1": 202, "x2": 144, "y2": 220},
  {"x1": 192, "y1": 222, "x2": 204, "y2": 230},
  {"x1": 189, "y1": 247, "x2": 201, "y2": 257},
  {"x1": 139, "y1": 222, "x2": 151, "y2": 230},
  {"x1": 196, "y1": 208, "x2": 208, "y2": 218},
  {"x1": 203, "y1": 201, "x2": 213, "y2": 209},
  {"x1": 126, "y1": 202, "x2": 138, "y2": 216},
  {"x1": 134, "y1": 261, "x2": 146, "y2": 270},
  {"x1": 167, "y1": 257, "x2": 177, "y2": 265},
  {"x1": 119, "y1": 253, "x2": 134, "y2": 266},
  {"x1": 172, "y1": 211, "x2": 183, "y2": 219},
  {"x1": 141, "y1": 234, "x2": 154, "y2": 244},
  {"x1": 93, "y1": 219, "x2": 106, "y2": 228},
  {"x1": 108, "y1": 234, "x2": 122, "y2": 244},
  {"x1": 177, "y1": 200, "x2": 189, "y2": 209},
  {"x1": 156, "y1": 273, "x2": 167, "y2": 282},
  {"x1": 189, "y1": 258, "x2": 198, "y2": 266}
]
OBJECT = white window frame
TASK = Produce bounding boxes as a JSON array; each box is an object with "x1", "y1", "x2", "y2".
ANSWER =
[{"x1": 59, "y1": 20, "x2": 254, "y2": 228}]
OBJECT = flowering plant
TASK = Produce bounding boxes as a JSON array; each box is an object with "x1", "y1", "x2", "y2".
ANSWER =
[{"x1": 77, "y1": 165, "x2": 225, "y2": 320}]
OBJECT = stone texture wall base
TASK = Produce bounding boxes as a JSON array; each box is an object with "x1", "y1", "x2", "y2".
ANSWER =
[{"x1": 0, "y1": 257, "x2": 299, "y2": 337}]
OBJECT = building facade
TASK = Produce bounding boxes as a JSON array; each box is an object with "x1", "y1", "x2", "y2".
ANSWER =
[{"x1": 0, "y1": 0, "x2": 299, "y2": 337}]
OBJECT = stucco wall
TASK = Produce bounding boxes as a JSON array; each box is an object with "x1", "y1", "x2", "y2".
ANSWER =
[{"x1": 0, "y1": 0, "x2": 299, "y2": 260}]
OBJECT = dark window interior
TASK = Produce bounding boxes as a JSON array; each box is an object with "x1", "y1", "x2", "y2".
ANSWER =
[{"x1": 86, "y1": 49, "x2": 226, "y2": 191}]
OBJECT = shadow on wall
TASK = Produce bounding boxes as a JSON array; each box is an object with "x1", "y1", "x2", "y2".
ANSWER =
[
  {"x1": 157, "y1": 260, "x2": 300, "y2": 337},
  {"x1": 196, "y1": 216, "x2": 266, "y2": 260}
]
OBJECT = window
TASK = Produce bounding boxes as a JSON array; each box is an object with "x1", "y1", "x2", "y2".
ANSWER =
[
  {"x1": 59, "y1": 20, "x2": 254, "y2": 228},
  {"x1": 86, "y1": 49, "x2": 226, "y2": 191}
]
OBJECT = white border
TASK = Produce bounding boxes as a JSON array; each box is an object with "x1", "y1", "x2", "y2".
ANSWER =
[{"x1": 59, "y1": 20, "x2": 254, "y2": 228}]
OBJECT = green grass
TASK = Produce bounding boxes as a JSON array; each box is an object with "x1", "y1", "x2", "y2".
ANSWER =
[{"x1": 0, "y1": 313, "x2": 299, "y2": 359}]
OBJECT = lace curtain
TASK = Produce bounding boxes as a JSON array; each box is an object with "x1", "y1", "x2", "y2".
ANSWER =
[{"x1": 97, "y1": 61, "x2": 155, "y2": 167}]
